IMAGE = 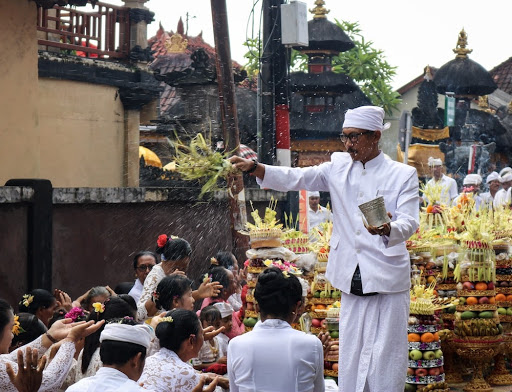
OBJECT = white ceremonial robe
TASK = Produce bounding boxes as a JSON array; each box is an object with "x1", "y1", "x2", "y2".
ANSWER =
[
  {"x1": 308, "y1": 205, "x2": 333, "y2": 232},
  {"x1": 258, "y1": 151, "x2": 419, "y2": 392},
  {"x1": 494, "y1": 188, "x2": 511, "y2": 208},
  {"x1": 128, "y1": 278, "x2": 143, "y2": 304},
  {"x1": 228, "y1": 319, "x2": 324, "y2": 392},
  {"x1": 424, "y1": 174, "x2": 458, "y2": 205},
  {"x1": 66, "y1": 367, "x2": 146, "y2": 392}
]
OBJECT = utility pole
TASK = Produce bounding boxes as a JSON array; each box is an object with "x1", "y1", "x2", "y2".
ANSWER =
[
  {"x1": 210, "y1": 0, "x2": 249, "y2": 262},
  {"x1": 260, "y1": 0, "x2": 290, "y2": 166}
]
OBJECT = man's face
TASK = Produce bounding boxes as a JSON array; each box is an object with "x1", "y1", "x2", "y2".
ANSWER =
[
  {"x1": 309, "y1": 196, "x2": 320, "y2": 210},
  {"x1": 135, "y1": 255, "x2": 156, "y2": 284},
  {"x1": 489, "y1": 180, "x2": 501, "y2": 193},
  {"x1": 431, "y1": 165, "x2": 443, "y2": 179},
  {"x1": 341, "y1": 128, "x2": 379, "y2": 162},
  {"x1": 503, "y1": 180, "x2": 512, "y2": 191}
]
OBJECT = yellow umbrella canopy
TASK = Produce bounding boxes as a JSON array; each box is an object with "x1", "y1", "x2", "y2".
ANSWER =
[
  {"x1": 163, "y1": 161, "x2": 176, "y2": 171},
  {"x1": 139, "y1": 146, "x2": 162, "y2": 168}
]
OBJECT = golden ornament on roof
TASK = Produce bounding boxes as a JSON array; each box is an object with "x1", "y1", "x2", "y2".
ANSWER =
[
  {"x1": 453, "y1": 29, "x2": 473, "y2": 59},
  {"x1": 165, "y1": 33, "x2": 188, "y2": 54},
  {"x1": 309, "y1": 0, "x2": 329, "y2": 19}
]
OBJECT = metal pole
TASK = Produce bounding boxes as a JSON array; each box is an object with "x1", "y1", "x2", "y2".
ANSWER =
[
  {"x1": 404, "y1": 111, "x2": 412, "y2": 165},
  {"x1": 210, "y1": 0, "x2": 249, "y2": 261}
]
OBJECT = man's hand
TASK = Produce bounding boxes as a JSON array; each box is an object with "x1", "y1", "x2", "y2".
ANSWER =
[
  {"x1": 365, "y1": 212, "x2": 392, "y2": 236},
  {"x1": 6, "y1": 347, "x2": 47, "y2": 392},
  {"x1": 317, "y1": 331, "x2": 332, "y2": 359}
]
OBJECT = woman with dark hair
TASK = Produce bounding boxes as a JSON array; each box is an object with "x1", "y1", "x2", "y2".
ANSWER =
[
  {"x1": 136, "y1": 235, "x2": 221, "y2": 321},
  {"x1": 0, "y1": 298, "x2": 104, "y2": 391},
  {"x1": 9, "y1": 313, "x2": 47, "y2": 352},
  {"x1": 213, "y1": 251, "x2": 243, "y2": 311},
  {"x1": 200, "y1": 266, "x2": 244, "y2": 339},
  {"x1": 227, "y1": 267, "x2": 325, "y2": 392},
  {"x1": 18, "y1": 289, "x2": 59, "y2": 327},
  {"x1": 154, "y1": 275, "x2": 195, "y2": 312},
  {"x1": 139, "y1": 309, "x2": 228, "y2": 392},
  {"x1": 128, "y1": 250, "x2": 158, "y2": 303},
  {"x1": 65, "y1": 296, "x2": 137, "y2": 385}
]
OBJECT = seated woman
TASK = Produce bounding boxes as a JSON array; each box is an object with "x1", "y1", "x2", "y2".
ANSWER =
[
  {"x1": 0, "y1": 298, "x2": 103, "y2": 391},
  {"x1": 227, "y1": 267, "x2": 325, "y2": 392},
  {"x1": 139, "y1": 309, "x2": 228, "y2": 392},
  {"x1": 200, "y1": 266, "x2": 244, "y2": 339},
  {"x1": 154, "y1": 275, "x2": 195, "y2": 312},
  {"x1": 9, "y1": 312, "x2": 47, "y2": 352},
  {"x1": 136, "y1": 235, "x2": 220, "y2": 321},
  {"x1": 18, "y1": 289, "x2": 59, "y2": 328}
]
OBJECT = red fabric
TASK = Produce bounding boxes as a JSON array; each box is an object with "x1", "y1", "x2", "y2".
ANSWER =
[
  {"x1": 275, "y1": 104, "x2": 290, "y2": 149},
  {"x1": 199, "y1": 297, "x2": 244, "y2": 339},
  {"x1": 204, "y1": 363, "x2": 227, "y2": 375},
  {"x1": 76, "y1": 41, "x2": 99, "y2": 58},
  {"x1": 239, "y1": 144, "x2": 257, "y2": 160}
]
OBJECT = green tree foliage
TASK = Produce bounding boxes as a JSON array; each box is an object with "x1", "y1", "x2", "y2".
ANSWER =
[{"x1": 242, "y1": 20, "x2": 401, "y2": 115}]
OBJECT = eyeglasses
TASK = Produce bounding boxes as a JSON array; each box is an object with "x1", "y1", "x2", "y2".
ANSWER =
[
  {"x1": 136, "y1": 265, "x2": 154, "y2": 272},
  {"x1": 340, "y1": 131, "x2": 373, "y2": 143}
]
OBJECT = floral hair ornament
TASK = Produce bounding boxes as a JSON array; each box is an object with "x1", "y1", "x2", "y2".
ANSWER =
[
  {"x1": 157, "y1": 234, "x2": 168, "y2": 248},
  {"x1": 152, "y1": 291, "x2": 160, "y2": 303},
  {"x1": 65, "y1": 307, "x2": 87, "y2": 322},
  {"x1": 12, "y1": 315, "x2": 25, "y2": 336},
  {"x1": 202, "y1": 273, "x2": 212, "y2": 284},
  {"x1": 158, "y1": 316, "x2": 174, "y2": 324},
  {"x1": 92, "y1": 302, "x2": 105, "y2": 313},
  {"x1": 210, "y1": 257, "x2": 219, "y2": 266},
  {"x1": 20, "y1": 294, "x2": 34, "y2": 308},
  {"x1": 282, "y1": 271, "x2": 290, "y2": 279}
]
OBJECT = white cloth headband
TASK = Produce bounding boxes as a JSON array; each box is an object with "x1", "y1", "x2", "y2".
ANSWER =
[
  {"x1": 342, "y1": 106, "x2": 390, "y2": 132},
  {"x1": 100, "y1": 323, "x2": 153, "y2": 350}
]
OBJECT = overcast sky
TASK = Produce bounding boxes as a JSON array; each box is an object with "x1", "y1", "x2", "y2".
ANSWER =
[{"x1": 111, "y1": 0, "x2": 511, "y2": 90}]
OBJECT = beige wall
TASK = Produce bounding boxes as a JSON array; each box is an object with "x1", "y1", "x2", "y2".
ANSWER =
[
  {"x1": 38, "y1": 79, "x2": 127, "y2": 187},
  {"x1": 0, "y1": 0, "x2": 41, "y2": 184}
]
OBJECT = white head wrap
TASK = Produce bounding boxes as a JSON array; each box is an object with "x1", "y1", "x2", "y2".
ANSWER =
[
  {"x1": 486, "y1": 171, "x2": 500, "y2": 184},
  {"x1": 308, "y1": 191, "x2": 320, "y2": 198},
  {"x1": 501, "y1": 172, "x2": 512, "y2": 183},
  {"x1": 463, "y1": 173, "x2": 483, "y2": 186},
  {"x1": 427, "y1": 157, "x2": 443, "y2": 167},
  {"x1": 297, "y1": 277, "x2": 310, "y2": 298},
  {"x1": 499, "y1": 167, "x2": 512, "y2": 177},
  {"x1": 213, "y1": 302, "x2": 234, "y2": 318},
  {"x1": 99, "y1": 323, "x2": 153, "y2": 350},
  {"x1": 342, "y1": 106, "x2": 390, "y2": 131}
]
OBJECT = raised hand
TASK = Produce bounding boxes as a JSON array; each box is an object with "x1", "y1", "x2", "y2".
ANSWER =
[{"x1": 6, "y1": 347, "x2": 47, "y2": 392}]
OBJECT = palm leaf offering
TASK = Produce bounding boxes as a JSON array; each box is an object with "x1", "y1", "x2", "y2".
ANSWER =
[{"x1": 170, "y1": 133, "x2": 238, "y2": 199}]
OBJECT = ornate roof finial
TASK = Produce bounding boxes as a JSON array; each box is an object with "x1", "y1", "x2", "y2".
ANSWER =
[
  {"x1": 165, "y1": 33, "x2": 188, "y2": 53},
  {"x1": 177, "y1": 17, "x2": 184, "y2": 35},
  {"x1": 310, "y1": 0, "x2": 330, "y2": 19},
  {"x1": 478, "y1": 95, "x2": 489, "y2": 109},
  {"x1": 453, "y1": 28, "x2": 473, "y2": 59},
  {"x1": 508, "y1": 100, "x2": 512, "y2": 115},
  {"x1": 424, "y1": 65, "x2": 433, "y2": 81}
]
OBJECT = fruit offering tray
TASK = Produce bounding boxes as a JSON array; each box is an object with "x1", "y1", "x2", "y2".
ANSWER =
[
  {"x1": 408, "y1": 341, "x2": 441, "y2": 350},
  {"x1": 496, "y1": 274, "x2": 512, "y2": 281},
  {"x1": 435, "y1": 284, "x2": 457, "y2": 290},
  {"x1": 245, "y1": 310, "x2": 259, "y2": 318},
  {"x1": 247, "y1": 266, "x2": 265, "y2": 274},
  {"x1": 496, "y1": 287, "x2": 512, "y2": 295},
  {"x1": 407, "y1": 324, "x2": 439, "y2": 333},
  {"x1": 456, "y1": 304, "x2": 496, "y2": 311},
  {"x1": 496, "y1": 301, "x2": 512, "y2": 307},
  {"x1": 457, "y1": 289, "x2": 495, "y2": 297},
  {"x1": 324, "y1": 369, "x2": 338, "y2": 377},
  {"x1": 309, "y1": 297, "x2": 336, "y2": 305},
  {"x1": 406, "y1": 374, "x2": 444, "y2": 384},
  {"x1": 408, "y1": 358, "x2": 444, "y2": 368},
  {"x1": 499, "y1": 315, "x2": 512, "y2": 323}
]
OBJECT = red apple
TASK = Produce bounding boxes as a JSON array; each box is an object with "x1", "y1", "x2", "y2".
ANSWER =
[
  {"x1": 428, "y1": 367, "x2": 440, "y2": 376},
  {"x1": 463, "y1": 281, "x2": 475, "y2": 290},
  {"x1": 324, "y1": 361, "x2": 332, "y2": 370},
  {"x1": 407, "y1": 368, "x2": 415, "y2": 375},
  {"x1": 415, "y1": 368, "x2": 428, "y2": 377},
  {"x1": 321, "y1": 319, "x2": 328, "y2": 329},
  {"x1": 487, "y1": 282, "x2": 495, "y2": 290},
  {"x1": 311, "y1": 319, "x2": 322, "y2": 328},
  {"x1": 479, "y1": 296, "x2": 490, "y2": 304}
]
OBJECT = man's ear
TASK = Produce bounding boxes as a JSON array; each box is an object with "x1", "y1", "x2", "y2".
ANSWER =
[{"x1": 374, "y1": 130, "x2": 382, "y2": 142}]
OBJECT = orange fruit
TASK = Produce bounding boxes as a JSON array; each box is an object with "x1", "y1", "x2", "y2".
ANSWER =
[
  {"x1": 420, "y1": 332, "x2": 435, "y2": 343},
  {"x1": 506, "y1": 295, "x2": 512, "y2": 302},
  {"x1": 475, "y1": 282, "x2": 488, "y2": 291},
  {"x1": 408, "y1": 333, "x2": 421, "y2": 342},
  {"x1": 489, "y1": 296, "x2": 496, "y2": 304},
  {"x1": 433, "y1": 332, "x2": 439, "y2": 341},
  {"x1": 314, "y1": 304, "x2": 326, "y2": 311},
  {"x1": 426, "y1": 205, "x2": 434, "y2": 213},
  {"x1": 332, "y1": 363, "x2": 339, "y2": 372},
  {"x1": 496, "y1": 294, "x2": 507, "y2": 302},
  {"x1": 466, "y1": 297, "x2": 478, "y2": 305}
]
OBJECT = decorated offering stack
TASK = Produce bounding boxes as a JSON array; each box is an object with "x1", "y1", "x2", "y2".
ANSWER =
[
  {"x1": 241, "y1": 200, "x2": 301, "y2": 331},
  {"x1": 281, "y1": 213, "x2": 310, "y2": 255},
  {"x1": 406, "y1": 281, "x2": 455, "y2": 391}
]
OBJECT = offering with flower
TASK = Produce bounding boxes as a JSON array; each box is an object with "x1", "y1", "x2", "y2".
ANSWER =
[
  {"x1": 281, "y1": 212, "x2": 309, "y2": 254},
  {"x1": 240, "y1": 198, "x2": 283, "y2": 249}
]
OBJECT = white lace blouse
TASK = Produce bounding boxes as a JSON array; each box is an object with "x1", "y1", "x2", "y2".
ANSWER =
[
  {"x1": 0, "y1": 336, "x2": 75, "y2": 392},
  {"x1": 136, "y1": 264, "x2": 166, "y2": 321},
  {"x1": 62, "y1": 347, "x2": 102, "y2": 388},
  {"x1": 139, "y1": 348, "x2": 200, "y2": 392}
]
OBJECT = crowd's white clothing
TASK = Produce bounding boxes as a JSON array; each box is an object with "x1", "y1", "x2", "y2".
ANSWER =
[
  {"x1": 216, "y1": 333, "x2": 229, "y2": 357},
  {"x1": 494, "y1": 188, "x2": 511, "y2": 208},
  {"x1": 128, "y1": 279, "x2": 144, "y2": 304},
  {"x1": 0, "y1": 336, "x2": 75, "y2": 392},
  {"x1": 259, "y1": 152, "x2": 419, "y2": 294},
  {"x1": 338, "y1": 291, "x2": 409, "y2": 392},
  {"x1": 258, "y1": 151, "x2": 419, "y2": 392},
  {"x1": 139, "y1": 348, "x2": 200, "y2": 392},
  {"x1": 66, "y1": 367, "x2": 146, "y2": 391},
  {"x1": 228, "y1": 319, "x2": 324, "y2": 392},
  {"x1": 423, "y1": 174, "x2": 458, "y2": 205},
  {"x1": 479, "y1": 191, "x2": 494, "y2": 204},
  {"x1": 136, "y1": 264, "x2": 166, "y2": 321},
  {"x1": 64, "y1": 347, "x2": 102, "y2": 387},
  {"x1": 196, "y1": 336, "x2": 221, "y2": 364},
  {"x1": 308, "y1": 205, "x2": 332, "y2": 232}
]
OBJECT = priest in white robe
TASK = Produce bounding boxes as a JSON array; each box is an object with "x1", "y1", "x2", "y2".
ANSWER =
[{"x1": 231, "y1": 106, "x2": 419, "y2": 392}]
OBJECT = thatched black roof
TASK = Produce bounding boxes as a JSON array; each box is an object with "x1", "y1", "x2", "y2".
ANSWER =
[
  {"x1": 294, "y1": 18, "x2": 354, "y2": 53},
  {"x1": 434, "y1": 57, "x2": 497, "y2": 96},
  {"x1": 291, "y1": 71, "x2": 359, "y2": 94}
]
